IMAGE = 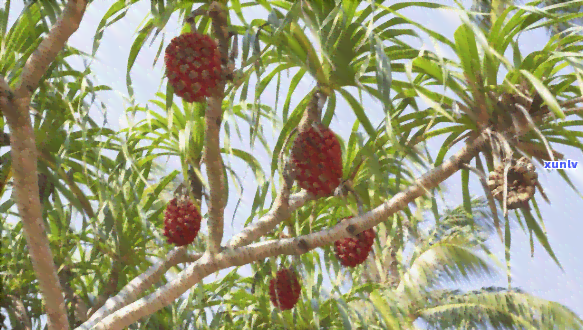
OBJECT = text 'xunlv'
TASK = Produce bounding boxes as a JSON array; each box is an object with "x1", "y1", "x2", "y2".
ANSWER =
[{"x1": 543, "y1": 159, "x2": 579, "y2": 169}]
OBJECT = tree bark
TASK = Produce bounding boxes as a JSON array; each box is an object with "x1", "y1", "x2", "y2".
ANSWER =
[{"x1": 0, "y1": 1, "x2": 88, "y2": 329}]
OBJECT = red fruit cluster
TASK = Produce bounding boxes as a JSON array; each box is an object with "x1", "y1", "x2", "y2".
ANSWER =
[
  {"x1": 334, "y1": 221, "x2": 376, "y2": 267},
  {"x1": 164, "y1": 33, "x2": 222, "y2": 103},
  {"x1": 291, "y1": 124, "x2": 343, "y2": 197},
  {"x1": 163, "y1": 197, "x2": 202, "y2": 246},
  {"x1": 269, "y1": 269, "x2": 301, "y2": 310}
]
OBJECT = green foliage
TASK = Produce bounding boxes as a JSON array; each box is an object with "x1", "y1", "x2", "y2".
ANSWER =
[{"x1": 1, "y1": 0, "x2": 583, "y2": 329}]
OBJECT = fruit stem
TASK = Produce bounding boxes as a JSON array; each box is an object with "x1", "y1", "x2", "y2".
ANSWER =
[
  {"x1": 297, "y1": 87, "x2": 328, "y2": 133},
  {"x1": 209, "y1": 2, "x2": 230, "y2": 76},
  {"x1": 188, "y1": 161, "x2": 204, "y2": 210},
  {"x1": 185, "y1": 7, "x2": 207, "y2": 29}
]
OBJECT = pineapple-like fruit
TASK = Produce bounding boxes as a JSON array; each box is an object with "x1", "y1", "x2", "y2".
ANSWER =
[
  {"x1": 487, "y1": 157, "x2": 538, "y2": 210},
  {"x1": 291, "y1": 124, "x2": 343, "y2": 197},
  {"x1": 334, "y1": 218, "x2": 376, "y2": 268},
  {"x1": 164, "y1": 33, "x2": 222, "y2": 103},
  {"x1": 269, "y1": 268, "x2": 302, "y2": 310},
  {"x1": 163, "y1": 197, "x2": 202, "y2": 246}
]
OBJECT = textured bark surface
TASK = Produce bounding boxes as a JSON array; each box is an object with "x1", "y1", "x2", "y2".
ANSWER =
[
  {"x1": 0, "y1": 1, "x2": 88, "y2": 329},
  {"x1": 204, "y1": 1, "x2": 230, "y2": 255}
]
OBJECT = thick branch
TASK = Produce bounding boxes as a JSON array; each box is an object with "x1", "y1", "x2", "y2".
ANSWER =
[
  {"x1": 0, "y1": 87, "x2": 70, "y2": 327},
  {"x1": 0, "y1": 2, "x2": 87, "y2": 330},
  {"x1": 13, "y1": 0, "x2": 87, "y2": 102},
  {"x1": 89, "y1": 133, "x2": 488, "y2": 329},
  {"x1": 76, "y1": 247, "x2": 200, "y2": 330},
  {"x1": 204, "y1": 95, "x2": 226, "y2": 255},
  {"x1": 204, "y1": 2, "x2": 230, "y2": 255}
]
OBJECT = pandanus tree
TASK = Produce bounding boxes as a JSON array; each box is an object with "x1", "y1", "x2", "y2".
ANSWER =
[{"x1": 1, "y1": 0, "x2": 583, "y2": 329}]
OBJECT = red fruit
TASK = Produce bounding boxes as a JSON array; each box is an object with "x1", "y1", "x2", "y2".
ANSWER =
[
  {"x1": 269, "y1": 269, "x2": 301, "y2": 310},
  {"x1": 334, "y1": 220, "x2": 375, "y2": 267},
  {"x1": 163, "y1": 197, "x2": 202, "y2": 246},
  {"x1": 291, "y1": 124, "x2": 343, "y2": 197},
  {"x1": 164, "y1": 33, "x2": 222, "y2": 103}
]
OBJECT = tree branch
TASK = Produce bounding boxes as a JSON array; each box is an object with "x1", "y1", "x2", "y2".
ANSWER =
[
  {"x1": 7, "y1": 295, "x2": 32, "y2": 330},
  {"x1": 0, "y1": 2, "x2": 88, "y2": 330},
  {"x1": 58, "y1": 266, "x2": 89, "y2": 326},
  {"x1": 89, "y1": 132, "x2": 489, "y2": 330},
  {"x1": 13, "y1": 0, "x2": 87, "y2": 102},
  {"x1": 86, "y1": 261, "x2": 120, "y2": 319},
  {"x1": 226, "y1": 169, "x2": 309, "y2": 249},
  {"x1": 76, "y1": 247, "x2": 200, "y2": 330},
  {"x1": 204, "y1": 1, "x2": 230, "y2": 255}
]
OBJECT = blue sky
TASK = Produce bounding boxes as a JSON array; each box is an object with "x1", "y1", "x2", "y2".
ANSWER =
[{"x1": 7, "y1": 0, "x2": 583, "y2": 324}]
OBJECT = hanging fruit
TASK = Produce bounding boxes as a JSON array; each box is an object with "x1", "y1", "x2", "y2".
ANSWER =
[
  {"x1": 163, "y1": 196, "x2": 202, "y2": 246},
  {"x1": 269, "y1": 268, "x2": 302, "y2": 310},
  {"x1": 164, "y1": 33, "x2": 222, "y2": 103},
  {"x1": 487, "y1": 157, "x2": 538, "y2": 210},
  {"x1": 334, "y1": 217, "x2": 376, "y2": 268},
  {"x1": 291, "y1": 123, "x2": 343, "y2": 197}
]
